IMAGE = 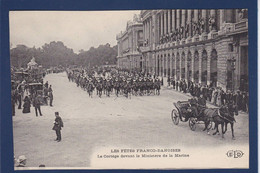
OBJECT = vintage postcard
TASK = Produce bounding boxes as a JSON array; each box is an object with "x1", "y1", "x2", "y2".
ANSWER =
[{"x1": 9, "y1": 9, "x2": 249, "y2": 170}]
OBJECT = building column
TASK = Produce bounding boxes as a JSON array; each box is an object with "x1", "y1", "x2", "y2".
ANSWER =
[
  {"x1": 198, "y1": 49, "x2": 203, "y2": 83},
  {"x1": 149, "y1": 17, "x2": 152, "y2": 45},
  {"x1": 190, "y1": 50, "x2": 194, "y2": 82},
  {"x1": 179, "y1": 50, "x2": 183, "y2": 80},
  {"x1": 160, "y1": 55, "x2": 163, "y2": 76},
  {"x1": 147, "y1": 20, "x2": 149, "y2": 42},
  {"x1": 194, "y1": 10, "x2": 199, "y2": 22},
  {"x1": 219, "y1": 10, "x2": 225, "y2": 29},
  {"x1": 184, "y1": 50, "x2": 188, "y2": 81},
  {"x1": 168, "y1": 10, "x2": 171, "y2": 34},
  {"x1": 201, "y1": 10, "x2": 207, "y2": 33},
  {"x1": 181, "y1": 9, "x2": 186, "y2": 28},
  {"x1": 187, "y1": 10, "x2": 192, "y2": 37},
  {"x1": 155, "y1": 54, "x2": 158, "y2": 76},
  {"x1": 172, "y1": 10, "x2": 176, "y2": 32},
  {"x1": 143, "y1": 21, "x2": 145, "y2": 42},
  {"x1": 209, "y1": 10, "x2": 216, "y2": 31},
  {"x1": 225, "y1": 9, "x2": 234, "y2": 23},
  {"x1": 174, "y1": 52, "x2": 178, "y2": 81},
  {"x1": 181, "y1": 10, "x2": 186, "y2": 39},
  {"x1": 160, "y1": 13, "x2": 164, "y2": 38},
  {"x1": 145, "y1": 20, "x2": 148, "y2": 42},
  {"x1": 158, "y1": 54, "x2": 161, "y2": 76},
  {"x1": 162, "y1": 53, "x2": 165, "y2": 77},
  {"x1": 169, "y1": 54, "x2": 172, "y2": 77},
  {"x1": 193, "y1": 10, "x2": 199, "y2": 36},
  {"x1": 176, "y1": 10, "x2": 181, "y2": 29},
  {"x1": 207, "y1": 48, "x2": 211, "y2": 85},
  {"x1": 164, "y1": 11, "x2": 167, "y2": 35},
  {"x1": 154, "y1": 13, "x2": 159, "y2": 44},
  {"x1": 165, "y1": 55, "x2": 168, "y2": 77}
]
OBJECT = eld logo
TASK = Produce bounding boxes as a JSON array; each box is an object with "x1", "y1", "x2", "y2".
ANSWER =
[{"x1": 226, "y1": 150, "x2": 244, "y2": 158}]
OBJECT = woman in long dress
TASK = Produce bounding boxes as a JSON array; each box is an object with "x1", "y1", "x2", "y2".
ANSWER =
[{"x1": 22, "y1": 96, "x2": 31, "y2": 113}]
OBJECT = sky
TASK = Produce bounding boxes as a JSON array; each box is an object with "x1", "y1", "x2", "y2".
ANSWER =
[{"x1": 9, "y1": 10, "x2": 140, "y2": 53}]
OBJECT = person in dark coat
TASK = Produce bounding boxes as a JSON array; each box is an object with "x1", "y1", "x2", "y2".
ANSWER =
[
  {"x1": 196, "y1": 85, "x2": 201, "y2": 98},
  {"x1": 172, "y1": 79, "x2": 176, "y2": 89},
  {"x1": 241, "y1": 92, "x2": 248, "y2": 112},
  {"x1": 197, "y1": 94, "x2": 206, "y2": 117},
  {"x1": 33, "y1": 94, "x2": 42, "y2": 117},
  {"x1": 202, "y1": 85, "x2": 208, "y2": 100},
  {"x1": 43, "y1": 87, "x2": 49, "y2": 105},
  {"x1": 17, "y1": 86, "x2": 22, "y2": 109},
  {"x1": 232, "y1": 91, "x2": 238, "y2": 106},
  {"x1": 11, "y1": 89, "x2": 16, "y2": 116},
  {"x1": 183, "y1": 80, "x2": 187, "y2": 93},
  {"x1": 208, "y1": 87, "x2": 213, "y2": 102},
  {"x1": 179, "y1": 80, "x2": 183, "y2": 92},
  {"x1": 189, "y1": 97, "x2": 198, "y2": 117},
  {"x1": 220, "y1": 90, "x2": 226, "y2": 105},
  {"x1": 189, "y1": 82, "x2": 194, "y2": 96},
  {"x1": 49, "y1": 85, "x2": 53, "y2": 107},
  {"x1": 44, "y1": 81, "x2": 49, "y2": 89},
  {"x1": 237, "y1": 91, "x2": 243, "y2": 111},
  {"x1": 22, "y1": 96, "x2": 31, "y2": 113},
  {"x1": 52, "y1": 112, "x2": 63, "y2": 142}
]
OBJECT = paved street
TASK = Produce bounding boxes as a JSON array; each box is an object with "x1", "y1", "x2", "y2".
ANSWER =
[{"x1": 13, "y1": 72, "x2": 249, "y2": 168}]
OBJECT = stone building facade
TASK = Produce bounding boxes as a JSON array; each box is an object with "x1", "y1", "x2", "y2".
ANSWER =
[
  {"x1": 116, "y1": 14, "x2": 143, "y2": 71},
  {"x1": 117, "y1": 9, "x2": 248, "y2": 91}
]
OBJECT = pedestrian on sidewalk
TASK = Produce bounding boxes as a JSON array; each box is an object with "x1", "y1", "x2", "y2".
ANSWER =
[
  {"x1": 11, "y1": 89, "x2": 16, "y2": 116},
  {"x1": 17, "y1": 88, "x2": 22, "y2": 109},
  {"x1": 22, "y1": 96, "x2": 31, "y2": 113},
  {"x1": 167, "y1": 76, "x2": 170, "y2": 87},
  {"x1": 33, "y1": 94, "x2": 42, "y2": 117},
  {"x1": 49, "y1": 85, "x2": 53, "y2": 107},
  {"x1": 52, "y1": 112, "x2": 64, "y2": 142},
  {"x1": 43, "y1": 86, "x2": 49, "y2": 105}
]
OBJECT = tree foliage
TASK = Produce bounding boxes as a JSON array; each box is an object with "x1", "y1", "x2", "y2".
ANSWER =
[{"x1": 10, "y1": 41, "x2": 118, "y2": 68}]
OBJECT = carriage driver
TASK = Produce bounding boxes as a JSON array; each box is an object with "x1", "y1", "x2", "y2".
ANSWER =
[
  {"x1": 197, "y1": 94, "x2": 207, "y2": 117},
  {"x1": 189, "y1": 94, "x2": 206, "y2": 118},
  {"x1": 189, "y1": 97, "x2": 199, "y2": 117}
]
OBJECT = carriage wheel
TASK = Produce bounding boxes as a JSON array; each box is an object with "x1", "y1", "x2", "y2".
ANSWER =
[
  {"x1": 207, "y1": 121, "x2": 213, "y2": 130},
  {"x1": 189, "y1": 117, "x2": 196, "y2": 131},
  {"x1": 171, "y1": 109, "x2": 179, "y2": 125}
]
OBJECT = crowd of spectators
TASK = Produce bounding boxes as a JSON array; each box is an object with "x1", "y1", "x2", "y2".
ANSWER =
[{"x1": 167, "y1": 77, "x2": 249, "y2": 113}]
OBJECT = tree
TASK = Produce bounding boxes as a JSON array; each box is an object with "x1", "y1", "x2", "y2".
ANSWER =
[{"x1": 10, "y1": 41, "x2": 118, "y2": 69}]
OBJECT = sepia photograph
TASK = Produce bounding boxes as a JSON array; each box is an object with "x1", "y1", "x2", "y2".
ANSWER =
[{"x1": 9, "y1": 9, "x2": 249, "y2": 170}]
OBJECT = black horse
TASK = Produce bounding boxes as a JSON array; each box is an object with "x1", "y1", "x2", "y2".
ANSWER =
[
  {"x1": 87, "y1": 83, "x2": 94, "y2": 98},
  {"x1": 203, "y1": 104, "x2": 238, "y2": 139},
  {"x1": 96, "y1": 82, "x2": 103, "y2": 98}
]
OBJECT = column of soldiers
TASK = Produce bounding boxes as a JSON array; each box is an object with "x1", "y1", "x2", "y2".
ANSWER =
[
  {"x1": 66, "y1": 68, "x2": 162, "y2": 98},
  {"x1": 168, "y1": 77, "x2": 249, "y2": 113}
]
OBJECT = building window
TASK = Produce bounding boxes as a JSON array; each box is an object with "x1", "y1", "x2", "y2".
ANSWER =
[{"x1": 228, "y1": 44, "x2": 234, "y2": 52}]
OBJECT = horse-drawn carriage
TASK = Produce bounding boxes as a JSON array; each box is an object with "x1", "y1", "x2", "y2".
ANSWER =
[
  {"x1": 28, "y1": 83, "x2": 46, "y2": 105},
  {"x1": 171, "y1": 98, "x2": 239, "y2": 139},
  {"x1": 171, "y1": 100, "x2": 212, "y2": 131}
]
